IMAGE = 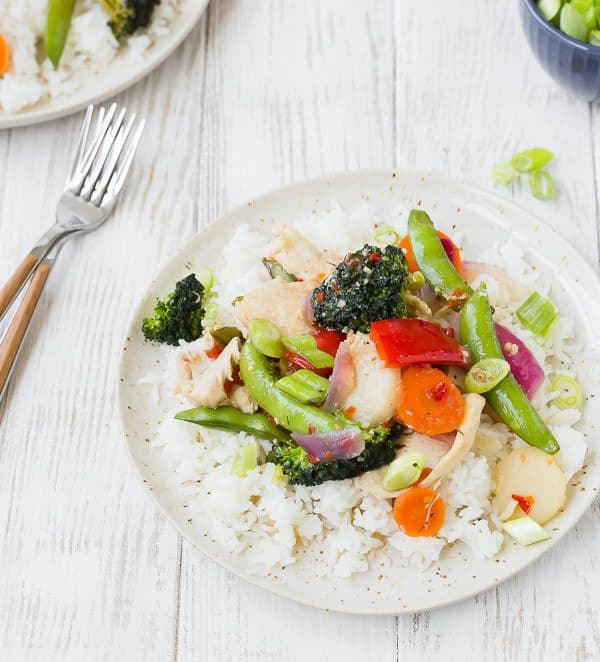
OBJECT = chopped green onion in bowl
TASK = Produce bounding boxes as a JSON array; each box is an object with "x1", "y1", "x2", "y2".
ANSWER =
[
  {"x1": 536, "y1": 0, "x2": 600, "y2": 45},
  {"x1": 516, "y1": 291, "x2": 558, "y2": 343},
  {"x1": 551, "y1": 374, "x2": 584, "y2": 409}
]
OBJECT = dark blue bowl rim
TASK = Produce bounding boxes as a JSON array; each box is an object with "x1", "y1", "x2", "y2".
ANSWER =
[{"x1": 522, "y1": 0, "x2": 600, "y2": 55}]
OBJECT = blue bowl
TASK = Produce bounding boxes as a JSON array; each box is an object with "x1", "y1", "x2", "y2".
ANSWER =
[{"x1": 520, "y1": 0, "x2": 600, "y2": 101}]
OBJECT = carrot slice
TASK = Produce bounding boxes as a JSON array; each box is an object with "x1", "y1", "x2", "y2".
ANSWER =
[
  {"x1": 399, "y1": 230, "x2": 462, "y2": 274},
  {"x1": 393, "y1": 486, "x2": 445, "y2": 537},
  {"x1": 0, "y1": 34, "x2": 9, "y2": 77},
  {"x1": 396, "y1": 366, "x2": 465, "y2": 435}
]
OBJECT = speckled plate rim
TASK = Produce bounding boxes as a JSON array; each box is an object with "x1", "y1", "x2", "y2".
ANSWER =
[
  {"x1": 0, "y1": 0, "x2": 208, "y2": 130},
  {"x1": 118, "y1": 169, "x2": 600, "y2": 615}
]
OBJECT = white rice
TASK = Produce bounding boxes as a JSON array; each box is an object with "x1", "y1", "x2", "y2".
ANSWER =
[
  {"x1": 0, "y1": 0, "x2": 181, "y2": 114},
  {"x1": 142, "y1": 201, "x2": 587, "y2": 578}
]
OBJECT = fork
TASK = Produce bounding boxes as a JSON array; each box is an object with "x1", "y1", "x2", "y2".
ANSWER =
[{"x1": 0, "y1": 103, "x2": 145, "y2": 402}]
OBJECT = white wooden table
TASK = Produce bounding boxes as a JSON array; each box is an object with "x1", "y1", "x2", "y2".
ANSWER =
[{"x1": 1, "y1": 2, "x2": 599, "y2": 660}]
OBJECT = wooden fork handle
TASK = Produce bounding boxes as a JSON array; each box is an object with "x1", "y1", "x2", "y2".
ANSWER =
[
  {"x1": 0, "y1": 253, "x2": 40, "y2": 321},
  {"x1": 0, "y1": 261, "x2": 51, "y2": 398}
]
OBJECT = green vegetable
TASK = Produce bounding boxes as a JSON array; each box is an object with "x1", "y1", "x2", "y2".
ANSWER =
[
  {"x1": 529, "y1": 169, "x2": 556, "y2": 200},
  {"x1": 382, "y1": 451, "x2": 426, "y2": 491},
  {"x1": 239, "y1": 341, "x2": 344, "y2": 434},
  {"x1": 516, "y1": 292, "x2": 558, "y2": 343},
  {"x1": 261, "y1": 257, "x2": 297, "y2": 282},
  {"x1": 512, "y1": 148, "x2": 554, "y2": 173},
  {"x1": 407, "y1": 210, "x2": 473, "y2": 308},
  {"x1": 490, "y1": 161, "x2": 518, "y2": 186},
  {"x1": 465, "y1": 358, "x2": 511, "y2": 394},
  {"x1": 44, "y1": 0, "x2": 76, "y2": 69},
  {"x1": 310, "y1": 244, "x2": 409, "y2": 333},
  {"x1": 560, "y1": 3, "x2": 589, "y2": 40},
  {"x1": 460, "y1": 287, "x2": 559, "y2": 454},
  {"x1": 249, "y1": 319, "x2": 284, "y2": 358},
  {"x1": 374, "y1": 226, "x2": 400, "y2": 246},
  {"x1": 590, "y1": 28, "x2": 600, "y2": 44},
  {"x1": 276, "y1": 369, "x2": 330, "y2": 404},
  {"x1": 551, "y1": 374, "x2": 584, "y2": 409},
  {"x1": 210, "y1": 326, "x2": 243, "y2": 348},
  {"x1": 231, "y1": 442, "x2": 258, "y2": 477},
  {"x1": 99, "y1": 0, "x2": 161, "y2": 39},
  {"x1": 281, "y1": 334, "x2": 334, "y2": 369},
  {"x1": 537, "y1": 0, "x2": 563, "y2": 20},
  {"x1": 267, "y1": 424, "x2": 401, "y2": 486},
  {"x1": 141, "y1": 274, "x2": 205, "y2": 346},
  {"x1": 502, "y1": 517, "x2": 551, "y2": 546},
  {"x1": 174, "y1": 405, "x2": 290, "y2": 443},
  {"x1": 408, "y1": 270, "x2": 426, "y2": 290}
]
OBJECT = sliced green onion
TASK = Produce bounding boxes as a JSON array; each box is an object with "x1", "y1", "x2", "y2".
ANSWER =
[
  {"x1": 537, "y1": 0, "x2": 563, "y2": 21},
  {"x1": 249, "y1": 319, "x2": 284, "y2": 358},
  {"x1": 261, "y1": 257, "x2": 297, "y2": 282},
  {"x1": 590, "y1": 28, "x2": 600, "y2": 44},
  {"x1": 374, "y1": 226, "x2": 400, "y2": 246},
  {"x1": 197, "y1": 268, "x2": 215, "y2": 293},
  {"x1": 281, "y1": 334, "x2": 335, "y2": 368},
  {"x1": 202, "y1": 303, "x2": 218, "y2": 330},
  {"x1": 512, "y1": 148, "x2": 554, "y2": 173},
  {"x1": 516, "y1": 292, "x2": 558, "y2": 343},
  {"x1": 382, "y1": 452, "x2": 427, "y2": 491},
  {"x1": 551, "y1": 374, "x2": 584, "y2": 409},
  {"x1": 271, "y1": 464, "x2": 287, "y2": 484},
  {"x1": 585, "y1": 6, "x2": 598, "y2": 28},
  {"x1": 502, "y1": 516, "x2": 551, "y2": 546},
  {"x1": 490, "y1": 160, "x2": 518, "y2": 186},
  {"x1": 210, "y1": 326, "x2": 243, "y2": 348},
  {"x1": 231, "y1": 442, "x2": 258, "y2": 477},
  {"x1": 276, "y1": 369, "x2": 330, "y2": 404},
  {"x1": 560, "y1": 3, "x2": 589, "y2": 40},
  {"x1": 408, "y1": 270, "x2": 426, "y2": 290},
  {"x1": 465, "y1": 358, "x2": 510, "y2": 394},
  {"x1": 529, "y1": 169, "x2": 555, "y2": 200}
]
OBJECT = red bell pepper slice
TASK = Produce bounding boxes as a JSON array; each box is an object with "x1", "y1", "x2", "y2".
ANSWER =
[
  {"x1": 310, "y1": 329, "x2": 345, "y2": 357},
  {"x1": 369, "y1": 319, "x2": 468, "y2": 368}
]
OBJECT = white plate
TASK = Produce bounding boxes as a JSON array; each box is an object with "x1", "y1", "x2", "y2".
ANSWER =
[
  {"x1": 0, "y1": 0, "x2": 208, "y2": 130},
  {"x1": 118, "y1": 170, "x2": 600, "y2": 614}
]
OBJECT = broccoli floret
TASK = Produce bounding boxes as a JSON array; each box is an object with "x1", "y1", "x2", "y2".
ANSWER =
[
  {"x1": 99, "y1": 0, "x2": 161, "y2": 39},
  {"x1": 142, "y1": 274, "x2": 205, "y2": 346},
  {"x1": 267, "y1": 422, "x2": 402, "y2": 486},
  {"x1": 310, "y1": 244, "x2": 410, "y2": 333}
]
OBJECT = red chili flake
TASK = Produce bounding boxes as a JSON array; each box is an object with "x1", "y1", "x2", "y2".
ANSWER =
[
  {"x1": 315, "y1": 292, "x2": 325, "y2": 302},
  {"x1": 307, "y1": 454, "x2": 320, "y2": 464},
  {"x1": 368, "y1": 252, "x2": 381, "y2": 263},
  {"x1": 343, "y1": 406, "x2": 356, "y2": 418},
  {"x1": 512, "y1": 493, "x2": 535, "y2": 515},
  {"x1": 205, "y1": 344, "x2": 222, "y2": 360},
  {"x1": 308, "y1": 425, "x2": 316, "y2": 435},
  {"x1": 224, "y1": 380, "x2": 234, "y2": 397},
  {"x1": 417, "y1": 467, "x2": 433, "y2": 484},
  {"x1": 324, "y1": 451, "x2": 335, "y2": 462},
  {"x1": 426, "y1": 381, "x2": 448, "y2": 401}
]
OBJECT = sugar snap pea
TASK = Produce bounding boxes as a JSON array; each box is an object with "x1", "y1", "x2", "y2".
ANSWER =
[{"x1": 44, "y1": 0, "x2": 76, "y2": 69}]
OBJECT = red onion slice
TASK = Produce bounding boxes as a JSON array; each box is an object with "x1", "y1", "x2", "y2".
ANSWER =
[
  {"x1": 495, "y1": 323, "x2": 545, "y2": 400},
  {"x1": 323, "y1": 341, "x2": 355, "y2": 411},
  {"x1": 291, "y1": 427, "x2": 365, "y2": 461}
]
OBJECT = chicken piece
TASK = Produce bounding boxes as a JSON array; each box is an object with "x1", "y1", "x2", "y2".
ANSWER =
[
  {"x1": 420, "y1": 393, "x2": 485, "y2": 486},
  {"x1": 359, "y1": 434, "x2": 450, "y2": 499},
  {"x1": 270, "y1": 224, "x2": 333, "y2": 280},
  {"x1": 340, "y1": 332, "x2": 402, "y2": 427},
  {"x1": 176, "y1": 338, "x2": 241, "y2": 407},
  {"x1": 233, "y1": 277, "x2": 317, "y2": 337},
  {"x1": 228, "y1": 384, "x2": 258, "y2": 414},
  {"x1": 359, "y1": 394, "x2": 485, "y2": 499}
]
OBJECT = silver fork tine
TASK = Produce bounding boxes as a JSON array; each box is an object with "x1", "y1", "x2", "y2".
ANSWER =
[
  {"x1": 80, "y1": 106, "x2": 126, "y2": 201},
  {"x1": 68, "y1": 105, "x2": 94, "y2": 183},
  {"x1": 68, "y1": 102, "x2": 117, "y2": 192},
  {"x1": 108, "y1": 119, "x2": 145, "y2": 199},
  {"x1": 90, "y1": 114, "x2": 137, "y2": 206}
]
